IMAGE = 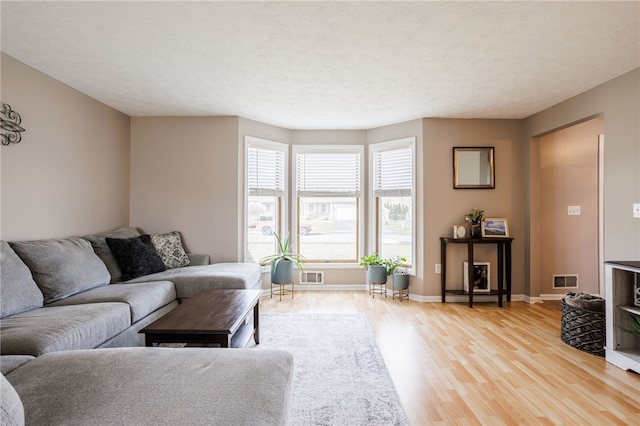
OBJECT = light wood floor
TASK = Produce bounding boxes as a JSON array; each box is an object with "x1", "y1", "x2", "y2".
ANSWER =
[{"x1": 260, "y1": 290, "x2": 640, "y2": 426}]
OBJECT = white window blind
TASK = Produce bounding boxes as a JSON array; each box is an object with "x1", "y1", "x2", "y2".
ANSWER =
[
  {"x1": 373, "y1": 146, "x2": 413, "y2": 197},
  {"x1": 296, "y1": 152, "x2": 361, "y2": 197},
  {"x1": 247, "y1": 145, "x2": 285, "y2": 196}
]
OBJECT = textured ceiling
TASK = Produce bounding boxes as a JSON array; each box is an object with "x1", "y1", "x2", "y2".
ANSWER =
[{"x1": 1, "y1": 1, "x2": 639, "y2": 129}]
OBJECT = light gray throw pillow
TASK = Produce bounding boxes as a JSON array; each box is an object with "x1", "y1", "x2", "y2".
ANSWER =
[
  {"x1": 0, "y1": 241, "x2": 44, "y2": 318},
  {"x1": 9, "y1": 238, "x2": 110, "y2": 304},
  {"x1": 83, "y1": 227, "x2": 140, "y2": 283},
  {"x1": 150, "y1": 231, "x2": 190, "y2": 269}
]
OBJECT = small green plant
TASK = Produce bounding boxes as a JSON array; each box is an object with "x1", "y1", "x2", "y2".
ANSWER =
[
  {"x1": 385, "y1": 255, "x2": 407, "y2": 275},
  {"x1": 359, "y1": 253, "x2": 385, "y2": 269},
  {"x1": 464, "y1": 208, "x2": 484, "y2": 223},
  {"x1": 359, "y1": 254, "x2": 407, "y2": 275},
  {"x1": 258, "y1": 233, "x2": 305, "y2": 272}
]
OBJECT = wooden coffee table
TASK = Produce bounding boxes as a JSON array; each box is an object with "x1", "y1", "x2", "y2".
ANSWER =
[{"x1": 140, "y1": 289, "x2": 262, "y2": 348}]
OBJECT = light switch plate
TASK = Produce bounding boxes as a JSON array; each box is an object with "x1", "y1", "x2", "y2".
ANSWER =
[
  {"x1": 633, "y1": 203, "x2": 640, "y2": 218},
  {"x1": 567, "y1": 205, "x2": 581, "y2": 215}
]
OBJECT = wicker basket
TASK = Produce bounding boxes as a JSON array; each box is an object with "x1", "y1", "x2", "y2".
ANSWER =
[{"x1": 560, "y1": 293, "x2": 606, "y2": 357}]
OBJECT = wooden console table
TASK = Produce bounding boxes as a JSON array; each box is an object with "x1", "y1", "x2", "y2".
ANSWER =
[{"x1": 440, "y1": 237, "x2": 513, "y2": 308}]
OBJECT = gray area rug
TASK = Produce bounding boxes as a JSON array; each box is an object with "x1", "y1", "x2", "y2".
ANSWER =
[{"x1": 256, "y1": 313, "x2": 409, "y2": 426}]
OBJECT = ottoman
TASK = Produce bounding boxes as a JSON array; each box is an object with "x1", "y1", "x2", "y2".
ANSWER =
[{"x1": 4, "y1": 347, "x2": 293, "y2": 425}]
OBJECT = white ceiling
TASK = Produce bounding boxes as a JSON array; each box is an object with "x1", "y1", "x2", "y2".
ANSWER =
[{"x1": 1, "y1": 1, "x2": 639, "y2": 130}]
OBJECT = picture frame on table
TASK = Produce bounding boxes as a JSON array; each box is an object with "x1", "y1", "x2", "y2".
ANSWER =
[
  {"x1": 481, "y1": 218, "x2": 509, "y2": 238},
  {"x1": 452, "y1": 225, "x2": 467, "y2": 239},
  {"x1": 463, "y1": 262, "x2": 491, "y2": 293}
]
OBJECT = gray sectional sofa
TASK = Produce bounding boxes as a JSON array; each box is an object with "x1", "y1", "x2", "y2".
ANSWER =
[
  {"x1": 0, "y1": 227, "x2": 293, "y2": 425},
  {"x1": 1, "y1": 227, "x2": 262, "y2": 358}
]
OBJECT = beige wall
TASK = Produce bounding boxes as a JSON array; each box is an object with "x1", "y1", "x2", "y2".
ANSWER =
[
  {"x1": 422, "y1": 119, "x2": 526, "y2": 297},
  {"x1": 0, "y1": 53, "x2": 130, "y2": 241},
  {"x1": 525, "y1": 68, "x2": 640, "y2": 297},
  {"x1": 538, "y1": 118, "x2": 603, "y2": 295},
  {"x1": 129, "y1": 116, "x2": 241, "y2": 262}
]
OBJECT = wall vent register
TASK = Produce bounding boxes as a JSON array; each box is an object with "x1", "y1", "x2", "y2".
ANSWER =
[
  {"x1": 554, "y1": 274, "x2": 579, "y2": 289},
  {"x1": 300, "y1": 271, "x2": 324, "y2": 284}
]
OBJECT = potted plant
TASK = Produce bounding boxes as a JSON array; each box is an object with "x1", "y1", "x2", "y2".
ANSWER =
[
  {"x1": 258, "y1": 233, "x2": 305, "y2": 284},
  {"x1": 464, "y1": 208, "x2": 484, "y2": 239},
  {"x1": 359, "y1": 253, "x2": 388, "y2": 284},
  {"x1": 619, "y1": 315, "x2": 640, "y2": 336},
  {"x1": 387, "y1": 256, "x2": 409, "y2": 289}
]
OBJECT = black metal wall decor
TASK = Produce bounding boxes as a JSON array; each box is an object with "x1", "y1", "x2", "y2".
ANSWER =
[{"x1": 1, "y1": 103, "x2": 26, "y2": 145}]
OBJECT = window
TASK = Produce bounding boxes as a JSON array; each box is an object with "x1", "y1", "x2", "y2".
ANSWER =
[
  {"x1": 370, "y1": 138, "x2": 415, "y2": 268},
  {"x1": 245, "y1": 137, "x2": 287, "y2": 263},
  {"x1": 294, "y1": 145, "x2": 363, "y2": 262}
]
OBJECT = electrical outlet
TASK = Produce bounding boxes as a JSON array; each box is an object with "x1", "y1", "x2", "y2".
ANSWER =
[
  {"x1": 567, "y1": 205, "x2": 581, "y2": 215},
  {"x1": 634, "y1": 203, "x2": 640, "y2": 218},
  {"x1": 435, "y1": 263, "x2": 441, "y2": 274}
]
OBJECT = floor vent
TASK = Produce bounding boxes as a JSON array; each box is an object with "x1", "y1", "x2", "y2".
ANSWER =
[
  {"x1": 553, "y1": 274, "x2": 578, "y2": 289},
  {"x1": 300, "y1": 271, "x2": 324, "y2": 284}
]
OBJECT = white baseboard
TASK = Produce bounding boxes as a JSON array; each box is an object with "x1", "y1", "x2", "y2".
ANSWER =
[
  {"x1": 524, "y1": 295, "x2": 543, "y2": 304},
  {"x1": 293, "y1": 284, "x2": 368, "y2": 291},
  {"x1": 539, "y1": 293, "x2": 566, "y2": 301},
  {"x1": 539, "y1": 292, "x2": 602, "y2": 301}
]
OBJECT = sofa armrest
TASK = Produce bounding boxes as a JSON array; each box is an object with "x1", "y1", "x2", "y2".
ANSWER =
[{"x1": 187, "y1": 253, "x2": 210, "y2": 266}]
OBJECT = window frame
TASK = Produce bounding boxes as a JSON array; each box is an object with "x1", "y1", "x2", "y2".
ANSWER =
[
  {"x1": 244, "y1": 136, "x2": 289, "y2": 264},
  {"x1": 368, "y1": 137, "x2": 416, "y2": 273},
  {"x1": 292, "y1": 144, "x2": 364, "y2": 264}
]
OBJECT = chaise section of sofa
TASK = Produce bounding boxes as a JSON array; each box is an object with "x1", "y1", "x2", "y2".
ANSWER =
[
  {"x1": 84, "y1": 227, "x2": 263, "y2": 297},
  {"x1": 4, "y1": 347, "x2": 294, "y2": 426},
  {"x1": 124, "y1": 262, "x2": 262, "y2": 299}
]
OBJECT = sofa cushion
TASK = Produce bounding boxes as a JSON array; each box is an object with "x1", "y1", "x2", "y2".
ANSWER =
[
  {"x1": 150, "y1": 231, "x2": 191, "y2": 269},
  {"x1": 9, "y1": 238, "x2": 110, "y2": 304},
  {"x1": 83, "y1": 227, "x2": 140, "y2": 283},
  {"x1": 47, "y1": 281, "x2": 176, "y2": 323},
  {"x1": 0, "y1": 241, "x2": 44, "y2": 318},
  {"x1": 5, "y1": 347, "x2": 293, "y2": 426},
  {"x1": 1, "y1": 373, "x2": 24, "y2": 426},
  {"x1": 106, "y1": 235, "x2": 166, "y2": 281},
  {"x1": 0, "y1": 303, "x2": 130, "y2": 356},
  {"x1": 187, "y1": 253, "x2": 210, "y2": 266},
  {"x1": 126, "y1": 263, "x2": 262, "y2": 299},
  {"x1": 1, "y1": 355, "x2": 35, "y2": 376}
]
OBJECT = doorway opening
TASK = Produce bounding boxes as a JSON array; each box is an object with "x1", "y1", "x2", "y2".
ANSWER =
[{"x1": 530, "y1": 117, "x2": 604, "y2": 301}]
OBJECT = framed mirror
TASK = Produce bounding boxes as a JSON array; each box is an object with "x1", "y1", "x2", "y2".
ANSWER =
[{"x1": 453, "y1": 147, "x2": 495, "y2": 189}]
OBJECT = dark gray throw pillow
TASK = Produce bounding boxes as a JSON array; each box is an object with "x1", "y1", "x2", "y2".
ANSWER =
[{"x1": 105, "y1": 235, "x2": 166, "y2": 281}]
